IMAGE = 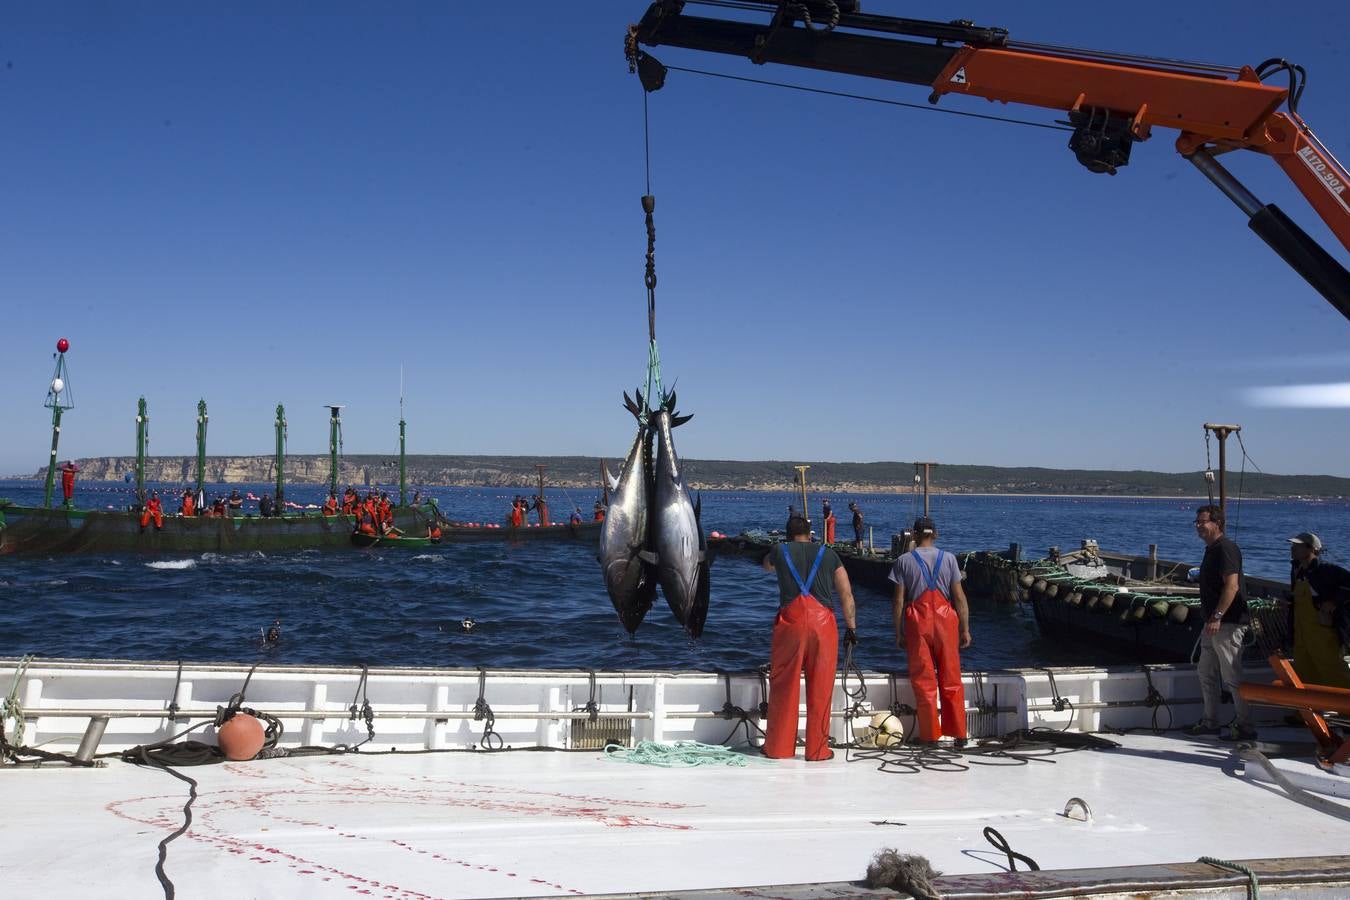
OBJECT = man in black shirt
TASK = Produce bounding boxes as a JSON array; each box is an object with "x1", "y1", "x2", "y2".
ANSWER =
[{"x1": 1186, "y1": 504, "x2": 1255, "y2": 741}]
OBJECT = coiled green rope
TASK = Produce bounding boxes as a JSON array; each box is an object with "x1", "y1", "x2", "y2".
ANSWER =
[
  {"x1": 605, "y1": 740, "x2": 768, "y2": 767},
  {"x1": 3, "y1": 654, "x2": 34, "y2": 747}
]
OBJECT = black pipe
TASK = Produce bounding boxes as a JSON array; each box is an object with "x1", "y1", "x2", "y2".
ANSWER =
[{"x1": 1247, "y1": 203, "x2": 1350, "y2": 321}]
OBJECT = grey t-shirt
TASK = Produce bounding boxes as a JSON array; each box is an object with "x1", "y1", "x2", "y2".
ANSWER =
[{"x1": 888, "y1": 547, "x2": 960, "y2": 601}]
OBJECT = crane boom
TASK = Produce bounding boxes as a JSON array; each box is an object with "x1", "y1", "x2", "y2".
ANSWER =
[{"x1": 628, "y1": 1, "x2": 1350, "y2": 318}]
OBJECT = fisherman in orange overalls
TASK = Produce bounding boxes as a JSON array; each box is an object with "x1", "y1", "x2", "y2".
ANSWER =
[
  {"x1": 889, "y1": 516, "x2": 971, "y2": 746},
  {"x1": 822, "y1": 499, "x2": 836, "y2": 545},
  {"x1": 59, "y1": 461, "x2": 79, "y2": 507},
  {"x1": 760, "y1": 515, "x2": 858, "y2": 760},
  {"x1": 180, "y1": 488, "x2": 195, "y2": 517},
  {"x1": 140, "y1": 491, "x2": 165, "y2": 532},
  {"x1": 322, "y1": 493, "x2": 339, "y2": 516},
  {"x1": 533, "y1": 494, "x2": 550, "y2": 527},
  {"x1": 509, "y1": 495, "x2": 525, "y2": 528},
  {"x1": 593, "y1": 500, "x2": 606, "y2": 522}
]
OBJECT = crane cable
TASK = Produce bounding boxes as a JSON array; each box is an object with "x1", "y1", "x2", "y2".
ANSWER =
[
  {"x1": 641, "y1": 88, "x2": 663, "y2": 413},
  {"x1": 659, "y1": 64, "x2": 1074, "y2": 133}
]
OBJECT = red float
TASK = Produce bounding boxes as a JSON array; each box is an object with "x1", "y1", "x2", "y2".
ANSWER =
[
  {"x1": 56, "y1": 338, "x2": 69, "y2": 353},
  {"x1": 217, "y1": 712, "x2": 266, "y2": 760}
]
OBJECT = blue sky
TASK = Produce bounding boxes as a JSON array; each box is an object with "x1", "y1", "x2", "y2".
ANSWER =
[{"x1": 4, "y1": 2, "x2": 1349, "y2": 478}]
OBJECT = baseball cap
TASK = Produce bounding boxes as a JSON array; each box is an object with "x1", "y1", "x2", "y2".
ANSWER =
[
  {"x1": 913, "y1": 516, "x2": 936, "y2": 534},
  {"x1": 1288, "y1": 532, "x2": 1323, "y2": 551}
]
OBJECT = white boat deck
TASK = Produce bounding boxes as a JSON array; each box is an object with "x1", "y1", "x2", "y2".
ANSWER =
[{"x1": 6, "y1": 730, "x2": 1350, "y2": 898}]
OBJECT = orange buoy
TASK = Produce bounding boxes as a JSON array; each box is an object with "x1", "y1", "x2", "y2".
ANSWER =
[{"x1": 218, "y1": 712, "x2": 266, "y2": 760}]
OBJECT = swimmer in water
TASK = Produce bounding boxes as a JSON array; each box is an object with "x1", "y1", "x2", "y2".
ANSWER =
[{"x1": 261, "y1": 619, "x2": 281, "y2": 645}]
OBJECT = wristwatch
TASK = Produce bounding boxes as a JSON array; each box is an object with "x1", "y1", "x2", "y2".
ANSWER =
[{"x1": 1210, "y1": 611, "x2": 1224, "y2": 622}]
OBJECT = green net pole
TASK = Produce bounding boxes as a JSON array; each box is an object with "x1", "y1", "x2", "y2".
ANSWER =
[
  {"x1": 328, "y1": 406, "x2": 341, "y2": 500},
  {"x1": 195, "y1": 400, "x2": 208, "y2": 497},
  {"x1": 275, "y1": 404, "x2": 286, "y2": 513},
  {"x1": 43, "y1": 406, "x2": 62, "y2": 508},
  {"x1": 399, "y1": 417, "x2": 407, "y2": 507},
  {"x1": 135, "y1": 397, "x2": 148, "y2": 507}
]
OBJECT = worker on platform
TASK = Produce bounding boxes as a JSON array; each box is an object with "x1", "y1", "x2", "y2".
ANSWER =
[
  {"x1": 378, "y1": 493, "x2": 394, "y2": 532},
  {"x1": 354, "y1": 499, "x2": 376, "y2": 536},
  {"x1": 322, "y1": 493, "x2": 339, "y2": 516},
  {"x1": 227, "y1": 489, "x2": 244, "y2": 517},
  {"x1": 890, "y1": 516, "x2": 970, "y2": 746},
  {"x1": 850, "y1": 502, "x2": 864, "y2": 553},
  {"x1": 1287, "y1": 532, "x2": 1350, "y2": 689},
  {"x1": 140, "y1": 490, "x2": 165, "y2": 532},
  {"x1": 259, "y1": 493, "x2": 274, "y2": 518},
  {"x1": 593, "y1": 500, "x2": 606, "y2": 522},
  {"x1": 509, "y1": 495, "x2": 525, "y2": 528},
  {"x1": 1186, "y1": 505, "x2": 1256, "y2": 741},
  {"x1": 823, "y1": 499, "x2": 836, "y2": 545},
  {"x1": 533, "y1": 494, "x2": 550, "y2": 527},
  {"x1": 59, "y1": 460, "x2": 79, "y2": 508},
  {"x1": 760, "y1": 515, "x2": 858, "y2": 761},
  {"x1": 341, "y1": 488, "x2": 357, "y2": 516},
  {"x1": 180, "y1": 488, "x2": 195, "y2": 517}
]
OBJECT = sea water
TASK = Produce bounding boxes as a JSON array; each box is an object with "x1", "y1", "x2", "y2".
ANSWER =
[{"x1": 2, "y1": 480, "x2": 1347, "y2": 671}]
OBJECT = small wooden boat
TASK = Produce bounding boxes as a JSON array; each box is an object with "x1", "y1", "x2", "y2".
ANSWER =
[{"x1": 350, "y1": 529, "x2": 440, "y2": 549}]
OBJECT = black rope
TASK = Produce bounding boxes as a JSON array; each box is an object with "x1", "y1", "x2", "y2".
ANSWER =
[
  {"x1": 144, "y1": 743, "x2": 198, "y2": 900},
  {"x1": 756, "y1": 664, "x2": 771, "y2": 719},
  {"x1": 346, "y1": 665, "x2": 375, "y2": 750},
  {"x1": 661, "y1": 64, "x2": 1074, "y2": 132},
  {"x1": 1040, "y1": 667, "x2": 1075, "y2": 732},
  {"x1": 473, "y1": 667, "x2": 502, "y2": 750},
  {"x1": 166, "y1": 660, "x2": 183, "y2": 722},
  {"x1": 838, "y1": 638, "x2": 868, "y2": 755},
  {"x1": 715, "y1": 670, "x2": 767, "y2": 746},
  {"x1": 983, "y1": 826, "x2": 1041, "y2": 872},
  {"x1": 575, "y1": 670, "x2": 600, "y2": 723},
  {"x1": 0, "y1": 725, "x2": 98, "y2": 767},
  {"x1": 1140, "y1": 664, "x2": 1173, "y2": 733}
]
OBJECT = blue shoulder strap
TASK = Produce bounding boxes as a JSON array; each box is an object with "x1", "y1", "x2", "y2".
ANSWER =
[
  {"x1": 781, "y1": 544, "x2": 828, "y2": 595},
  {"x1": 910, "y1": 549, "x2": 947, "y2": 596}
]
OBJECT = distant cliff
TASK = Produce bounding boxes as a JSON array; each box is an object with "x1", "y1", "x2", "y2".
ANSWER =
[{"x1": 21, "y1": 455, "x2": 1350, "y2": 498}]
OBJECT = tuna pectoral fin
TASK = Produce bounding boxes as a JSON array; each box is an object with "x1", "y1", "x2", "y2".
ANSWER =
[
  {"x1": 670, "y1": 413, "x2": 693, "y2": 428},
  {"x1": 638, "y1": 550, "x2": 659, "y2": 566}
]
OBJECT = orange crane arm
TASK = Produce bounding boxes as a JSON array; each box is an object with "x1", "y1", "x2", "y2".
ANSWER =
[{"x1": 630, "y1": 1, "x2": 1350, "y2": 317}]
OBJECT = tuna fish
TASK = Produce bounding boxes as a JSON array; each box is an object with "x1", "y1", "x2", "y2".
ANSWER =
[
  {"x1": 596, "y1": 392, "x2": 657, "y2": 634},
  {"x1": 650, "y1": 392, "x2": 710, "y2": 637}
]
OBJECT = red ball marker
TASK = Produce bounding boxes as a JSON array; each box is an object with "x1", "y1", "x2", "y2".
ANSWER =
[{"x1": 56, "y1": 338, "x2": 69, "y2": 353}]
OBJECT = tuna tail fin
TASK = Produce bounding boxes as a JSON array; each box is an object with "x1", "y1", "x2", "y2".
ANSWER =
[{"x1": 623, "y1": 391, "x2": 643, "y2": 420}]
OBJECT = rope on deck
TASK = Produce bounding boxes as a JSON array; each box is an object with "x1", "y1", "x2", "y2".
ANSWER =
[
  {"x1": 1198, "y1": 856, "x2": 1260, "y2": 899},
  {"x1": 604, "y1": 739, "x2": 767, "y2": 767}
]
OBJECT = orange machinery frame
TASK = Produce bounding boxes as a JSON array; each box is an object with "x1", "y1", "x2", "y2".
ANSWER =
[{"x1": 630, "y1": 1, "x2": 1350, "y2": 317}]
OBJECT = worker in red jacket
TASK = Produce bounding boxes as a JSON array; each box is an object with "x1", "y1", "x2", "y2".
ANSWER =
[
  {"x1": 60, "y1": 461, "x2": 79, "y2": 508},
  {"x1": 140, "y1": 491, "x2": 164, "y2": 532}
]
